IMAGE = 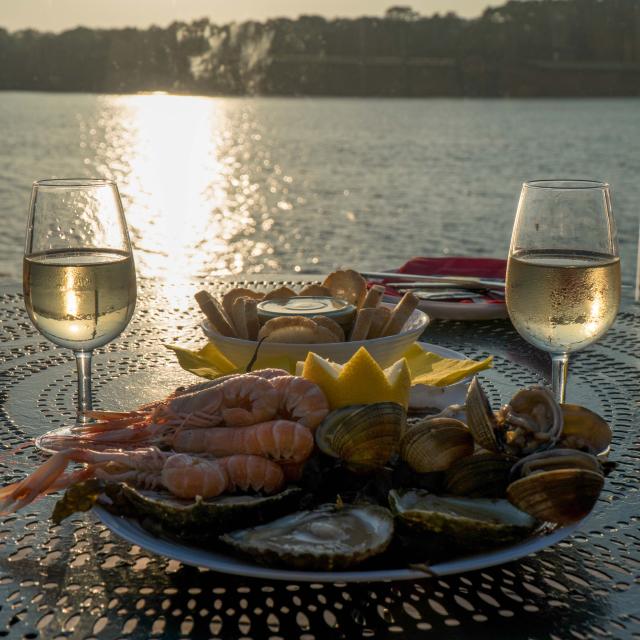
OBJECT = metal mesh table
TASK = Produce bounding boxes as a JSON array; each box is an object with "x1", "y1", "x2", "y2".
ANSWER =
[{"x1": 0, "y1": 279, "x2": 639, "y2": 640}]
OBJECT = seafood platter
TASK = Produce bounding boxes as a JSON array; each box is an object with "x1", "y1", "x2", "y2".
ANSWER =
[{"x1": 2, "y1": 313, "x2": 613, "y2": 581}]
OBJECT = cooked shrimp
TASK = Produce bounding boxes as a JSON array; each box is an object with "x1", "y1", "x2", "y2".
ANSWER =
[
  {"x1": 80, "y1": 373, "x2": 280, "y2": 432},
  {"x1": 170, "y1": 420, "x2": 314, "y2": 463},
  {"x1": 0, "y1": 448, "x2": 288, "y2": 513},
  {"x1": 223, "y1": 454, "x2": 284, "y2": 494},
  {"x1": 269, "y1": 376, "x2": 329, "y2": 431}
]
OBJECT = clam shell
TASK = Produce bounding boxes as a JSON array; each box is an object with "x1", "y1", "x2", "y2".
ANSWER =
[
  {"x1": 465, "y1": 377, "x2": 501, "y2": 452},
  {"x1": 500, "y1": 385, "x2": 563, "y2": 455},
  {"x1": 315, "y1": 402, "x2": 404, "y2": 471},
  {"x1": 509, "y1": 448, "x2": 602, "y2": 481},
  {"x1": 400, "y1": 418, "x2": 474, "y2": 473},
  {"x1": 507, "y1": 468, "x2": 604, "y2": 525},
  {"x1": 444, "y1": 452, "x2": 516, "y2": 498},
  {"x1": 559, "y1": 404, "x2": 612, "y2": 456}
]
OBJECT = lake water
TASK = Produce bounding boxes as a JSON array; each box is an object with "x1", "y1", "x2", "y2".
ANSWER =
[{"x1": 1, "y1": 92, "x2": 638, "y2": 296}]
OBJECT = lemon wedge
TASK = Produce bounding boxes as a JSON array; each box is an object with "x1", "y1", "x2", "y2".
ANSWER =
[{"x1": 301, "y1": 347, "x2": 411, "y2": 409}]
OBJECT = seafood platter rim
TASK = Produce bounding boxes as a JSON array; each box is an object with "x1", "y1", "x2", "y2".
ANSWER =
[
  {"x1": 200, "y1": 303, "x2": 429, "y2": 347},
  {"x1": 94, "y1": 505, "x2": 582, "y2": 583}
]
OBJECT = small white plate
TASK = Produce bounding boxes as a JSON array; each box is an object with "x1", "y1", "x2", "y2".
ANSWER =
[
  {"x1": 413, "y1": 298, "x2": 508, "y2": 322},
  {"x1": 95, "y1": 506, "x2": 581, "y2": 583}
]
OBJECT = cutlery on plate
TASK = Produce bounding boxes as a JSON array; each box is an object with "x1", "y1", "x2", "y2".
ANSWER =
[{"x1": 360, "y1": 271, "x2": 506, "y2": 292}]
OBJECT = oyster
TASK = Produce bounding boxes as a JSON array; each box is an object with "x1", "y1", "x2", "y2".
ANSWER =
[
  {"x1": 444, "y1": 452, "x2": 516, "y2": 498},
  {"x1": 466, "y1": 378, "x2": 563, "y2": 456},
  {"x1": 400, "y1": 418, "x2": 474, "y2": 473},
  {"x1": 221, "y1": 504, "x2": 394, "y2": 570},
  {"x1": 507, "y1": 449, "x2": 604, "y2": 525},
  {"x1": 389, "y1": 489, "x2": 536, "y2": 548},
  {"x1": 559, "y1": 404, "x2": 612, "y2": 456},
  {"x1": 315, "y1": 403, "x2": 404, "y2": 471},
  {"x1": 105, "y1": 484, "x2": 304, "y2": 541}
]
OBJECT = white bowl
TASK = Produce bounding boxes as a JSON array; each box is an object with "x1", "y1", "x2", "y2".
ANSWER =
[{"x1": 201, "y1": 305, "x2": 429, "y2": 369}]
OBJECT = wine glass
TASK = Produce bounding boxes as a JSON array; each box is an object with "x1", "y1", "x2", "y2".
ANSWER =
[
  {"x1": 23, "y1": 178, "x2": 137, "y2": 423},
  {"x1": 506, "y1": 179, "x2": 620, "y2": 403}
]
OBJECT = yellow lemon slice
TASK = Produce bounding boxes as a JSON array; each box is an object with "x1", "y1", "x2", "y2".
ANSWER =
[{"x1": 301, "y1": 347, "x2": 411, "y2": 409}]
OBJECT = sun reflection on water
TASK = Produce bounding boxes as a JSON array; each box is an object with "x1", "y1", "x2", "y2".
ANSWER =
[{"x1": 102, "y1": 94, "x2": 254, "y2": 304}]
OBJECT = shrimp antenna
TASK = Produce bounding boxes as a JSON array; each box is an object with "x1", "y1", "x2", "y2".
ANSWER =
[{"x1": 245, "y1": 337, "x2": 267, "y2": 373}]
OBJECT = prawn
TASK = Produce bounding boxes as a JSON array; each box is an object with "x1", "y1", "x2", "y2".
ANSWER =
[
  {"x1": 81, "y1": 373, "x2": 281, "y2": 432},
  {"x1": 39, "y1": 419, "x2": 314, "y2": 464},
  {"x1": 269, "y1": 376, "x2": 329, "y2": 431},
  {"x1": 0, "y1": 448, "x2": 284, "y2": 513}
]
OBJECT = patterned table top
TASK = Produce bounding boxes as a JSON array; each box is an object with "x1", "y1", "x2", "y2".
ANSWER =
[{"x1": 0, "y1": 278, "x2": 639, "y2": 640}]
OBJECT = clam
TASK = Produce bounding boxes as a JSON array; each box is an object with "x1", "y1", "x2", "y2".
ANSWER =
[
  {"x1": 465, "y1": 377, "x2": 501, "y2": 452},
  {"x1": 444, "y1": 452, "x2": 516, "y2": 498},
  {"x1": 389, "y1": 489, "x2": 536, "y2": 548},
  {"x1": 466, "y1": 378, "x2": 563, "y2": 456},
  {"x1": 221, "y1": 504, "x2": 394, "y2": 570},
  {"x1": 507, "y1": 449, "x2": 604, "y2": 525},
  {"x1": 400, "y1": 418, "x2": 474, "y2": 473},
  {"x1": 315, "y1": 403, "x2": 405, "y2": 471},
  {"x1": 559, "y1": 404, "x2": 612, "y2": 456}
]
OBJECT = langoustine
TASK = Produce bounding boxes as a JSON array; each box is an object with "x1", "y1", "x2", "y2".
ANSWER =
[
  {"x1": 0, "y1": 447, "x2": 285, "y2": 513},
  {"x1": 42, "y1": 420, "x2": 315, "y2": 464}
]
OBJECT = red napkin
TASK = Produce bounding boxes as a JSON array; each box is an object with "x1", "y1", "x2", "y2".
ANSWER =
[{"x1": 373, "y1": 256, "x2": 507, "y2": 304}]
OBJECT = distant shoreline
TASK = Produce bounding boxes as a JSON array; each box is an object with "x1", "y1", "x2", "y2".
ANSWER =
[{"x1": 2, "y1": 89, "x2": 640, "y2": 99}]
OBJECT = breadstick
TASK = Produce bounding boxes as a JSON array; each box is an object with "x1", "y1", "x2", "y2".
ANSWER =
[
  {"x1": 244, "y1": 298, "x2": 261, "y2": 341},
  {"x1": 367, "y1": 306, "x2": 392, "y2": 339},
  {"x1": 349, "y1": 308, "x2": 377, "y2": 341},
  {"x1": 381, "y1": 292, "x2": 419, "y2": 337},
  {"x1": 195, "y1": 291, "x2": 237, "y2": 337},
  {"x1": 361, "y1": 285, "x2": 385, "y2": 309},
  {"x1": 231, "y1": 298, "x2": 249, "y2": 339}
]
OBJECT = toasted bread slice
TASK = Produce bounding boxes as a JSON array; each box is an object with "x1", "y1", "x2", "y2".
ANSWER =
[{"x1": 195, "y1": 290, "x2": 237, "y2": 337}]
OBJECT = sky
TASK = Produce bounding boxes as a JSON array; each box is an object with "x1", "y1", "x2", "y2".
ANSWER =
[{"x1": 0, "y1": 0, "x2": 493, "y2": 32}]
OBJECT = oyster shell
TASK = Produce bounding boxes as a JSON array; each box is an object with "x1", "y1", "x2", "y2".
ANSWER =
[
  {"x1": 221, "y1": 504, "x2": 394, "y2": 570},
  {"x1": 466, "y1": 378, "x2": 563, "y2": 456},
  {"x1": 106, "y1": 484, "x2": 303, "y2": 541},
  {"x1": 559, "y1": 404, "x2": 612, "y2": 456},
  {"x1": 315, "y1": 403, "x2": 404, "y2": 471},
  {"x1": 389, "y1": 489, "x2": 536, "y2": 548},
  {"x1": 444, "y1": 452, "x2": 516, "y2": 498},
  {"x1": 507, "y1": 449, "x2": 604, "y2": 524},
  {"x1": 400, "y1": 418, "x2": 474, "y2": 473}
]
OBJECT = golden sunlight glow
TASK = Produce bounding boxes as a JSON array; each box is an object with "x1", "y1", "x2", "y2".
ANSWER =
[{"x1": 106, "y1": 94, "x2": 248, "y2": 304}]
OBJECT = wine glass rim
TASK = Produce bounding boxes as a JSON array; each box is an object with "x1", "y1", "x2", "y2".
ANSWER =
[
  {"x1": 33, "y1": 178, "x2": 116, "y2": 188},
  {"x1": 524, "y1": 179, "x2": 610, "y2": 190}
]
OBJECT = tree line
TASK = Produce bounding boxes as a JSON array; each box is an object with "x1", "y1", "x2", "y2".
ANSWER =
[{"x1": 1, "y1": 0, "x2": 639, "y2": 97}]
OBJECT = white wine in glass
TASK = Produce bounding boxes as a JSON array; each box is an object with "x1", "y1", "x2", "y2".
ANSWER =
[
  {"x1": 506, "y1": 180, "x2": 620, "y2": 402},
  {"x1": 23, "y1": 179, "x2": 137, "y2": 422}
]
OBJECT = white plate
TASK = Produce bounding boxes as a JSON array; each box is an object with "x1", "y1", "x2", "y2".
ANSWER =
[
  {"x1": 95, "y1": 506, "x2": 581, "y2": 583},
  {"x1": 404, "y1": 297, "x2": 508, "y2": 322}
]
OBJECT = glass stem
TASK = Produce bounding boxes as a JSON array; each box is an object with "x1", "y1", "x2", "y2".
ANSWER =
[
  {"x1": 74, "y1": 350, "x2": 93, "y2": 423},
  {"x1": 551, "y1": 353, "x2": 569, "y2": 403}
]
